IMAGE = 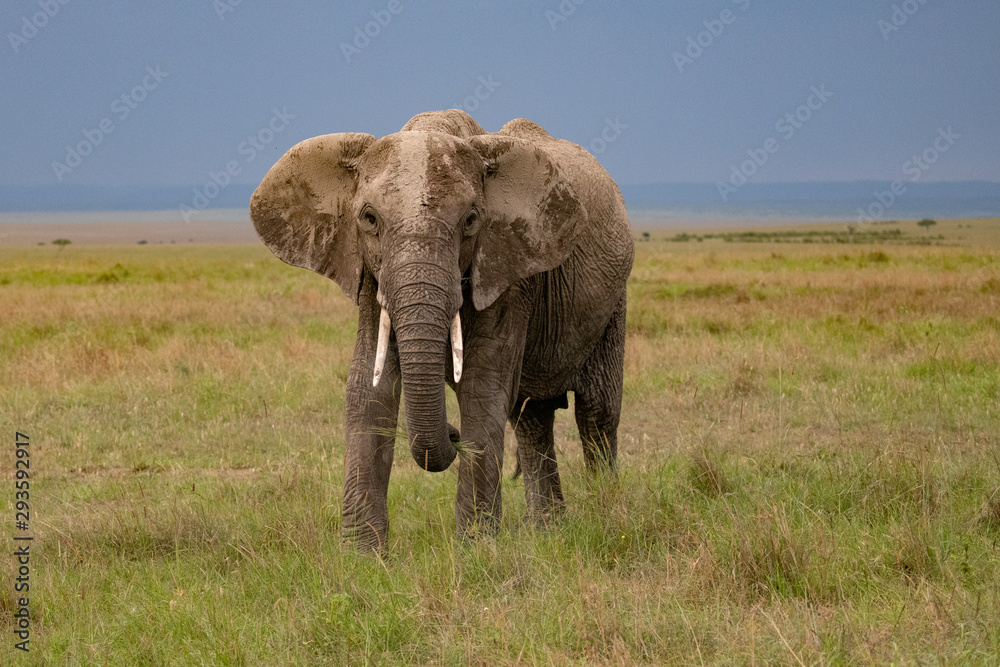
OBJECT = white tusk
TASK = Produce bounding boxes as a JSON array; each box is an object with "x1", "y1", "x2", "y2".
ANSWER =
[
  {"x1": 373, "y1": 308, "x2": 391, "y2": 387},
  {"x1": 450, "y1": 311, "x2": 463, "y2": 383}
]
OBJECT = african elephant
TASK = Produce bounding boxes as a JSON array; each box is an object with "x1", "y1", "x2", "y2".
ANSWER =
[{"x1": 250, "y1": 109, "x2": 633, "y2": 551}]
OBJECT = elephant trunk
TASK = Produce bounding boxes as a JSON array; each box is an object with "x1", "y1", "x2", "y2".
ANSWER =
[{"x1": 383, "y1": 260, "x2": 462, "y2": 472}]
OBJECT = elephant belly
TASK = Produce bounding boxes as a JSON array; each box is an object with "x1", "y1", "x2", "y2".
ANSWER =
[{"x1": 517, "y1": 239, "x2": 628, "y2": 399}]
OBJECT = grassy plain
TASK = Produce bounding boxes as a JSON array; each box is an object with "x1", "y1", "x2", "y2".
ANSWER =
[{"x1": 1, "y1": 217, "x2": 999, "y2": 665}]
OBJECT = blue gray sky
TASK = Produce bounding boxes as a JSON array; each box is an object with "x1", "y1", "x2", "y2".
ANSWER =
[{"x1": 3, "y1": 1, "x2": 998, "y2": 189}]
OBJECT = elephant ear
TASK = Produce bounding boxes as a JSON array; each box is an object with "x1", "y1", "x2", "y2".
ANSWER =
[
  {"x1": 250, "y1": 132, "x2": 376, "y2": 304},
  {"x1": 467, "y1": 135, "x2": 586, "y2": 311}
]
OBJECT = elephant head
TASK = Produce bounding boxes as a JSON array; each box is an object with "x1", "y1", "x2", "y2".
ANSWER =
[{"x1": 250, "y1": 119, "x2": 586, "y2": 472}]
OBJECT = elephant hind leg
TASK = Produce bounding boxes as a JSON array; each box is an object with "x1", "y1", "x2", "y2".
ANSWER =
[
  {"x1": 512, "y1": 395, "x2": 567, "y2": 520},
  {"x1": 572, "y1": 291, "x2": 627, "y2": 472}
]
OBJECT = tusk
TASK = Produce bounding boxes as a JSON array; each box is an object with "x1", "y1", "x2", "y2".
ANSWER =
[
  {"x1": 450, "y1": 311, "x2": 463, "y2": 383},
  {"x1": 373, "y1": 307, "x2": 391, "y2": 387}
]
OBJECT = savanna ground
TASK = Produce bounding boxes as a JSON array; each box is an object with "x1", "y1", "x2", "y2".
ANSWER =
[{"x1": 1, "y1": 218, "x2": 999, "y2": 665}]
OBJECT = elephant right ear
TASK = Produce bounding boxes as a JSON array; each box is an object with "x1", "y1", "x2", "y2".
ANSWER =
[
  {"x1": 467, "y1": 135, "x2": 586, "y2": 311},
  {"x1": 250, "y1": 132, "x2": 376, "y2": 304}
]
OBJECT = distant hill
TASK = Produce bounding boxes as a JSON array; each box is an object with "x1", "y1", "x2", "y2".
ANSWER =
[
  {"x1": 2, "y1": 182, "x2": 999, "y2": 223},
  {"x1": 0, "y1": 185, "x2": 257, "y2": 214},
  {"x1": 620, "y1": 181, "x2": 1000, "y2": 223}
]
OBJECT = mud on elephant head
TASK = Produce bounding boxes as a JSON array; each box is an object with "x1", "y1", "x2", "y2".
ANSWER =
[{"x1": 250, "y1": 110, "x2": 587, "y2": 473}]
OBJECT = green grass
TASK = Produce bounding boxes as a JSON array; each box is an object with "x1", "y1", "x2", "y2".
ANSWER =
[{"x1": 2, "y1": 219, "x2": 999, "y2": 664}]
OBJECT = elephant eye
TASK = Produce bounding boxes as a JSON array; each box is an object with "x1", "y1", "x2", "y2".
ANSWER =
[
  {"x1": 463, "y1": 208, "x2": 481, "y2": 236},
  {"x1": 358, "y1": 207, "x2": 379, "y2": 236}
]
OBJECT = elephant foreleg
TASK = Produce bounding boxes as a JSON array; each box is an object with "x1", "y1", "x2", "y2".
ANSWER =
[
  {"x1": 455, "y1": 391, "x2": 507, "y2": 537},
  {"x1": 454, "y1": 287, "x2": 533, "y2": 537},
  {"x1": 342, "y1": 275, "x2": 402, "y2": 552}
]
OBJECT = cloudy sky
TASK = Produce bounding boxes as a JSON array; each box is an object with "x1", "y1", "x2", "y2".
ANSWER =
[{"x1": 3, "y1": 1, "x2": 998, "y2": 189}]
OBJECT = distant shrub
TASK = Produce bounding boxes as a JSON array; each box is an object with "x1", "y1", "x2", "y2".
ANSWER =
[
  {"x1": 981, "y1": 277, "x2": 1000, "y2": 295},
  {"x1": 93, "y1": 263, "x2": 130, "y2": 284},
  {"x1": 864, "y1": 251, "x2": 890, "y2": 264},
  {"x1": 52, "y1": 238, "x2": 71, "y2": 246},
  {"x1": 918, "y1": 219, "x2": 937, "y2": 228}
]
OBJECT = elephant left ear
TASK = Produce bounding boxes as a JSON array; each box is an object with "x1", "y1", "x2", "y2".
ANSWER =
[
  {"x1": 467, "y1": 135, "x2": 586, "y2": 311},
  {"x1": 250, "y1": 132, "x2": 375, "y2": 304}
]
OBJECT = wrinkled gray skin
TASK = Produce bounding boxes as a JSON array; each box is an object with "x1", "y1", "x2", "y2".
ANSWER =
[{"x1": 251, "y1": 110, "x2": 633, "y2": 551}]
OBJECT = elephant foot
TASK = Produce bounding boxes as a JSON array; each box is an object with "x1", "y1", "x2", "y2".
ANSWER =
[
  {"x1": 526, "y1": 498, "x2": 566, "y2": 526},
  {"x1": 457, "y1": 510, "x2": 501, "y2": 541},
  {"x1": 342, "y1": 521, "x2": 388, "y2": 555}
]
